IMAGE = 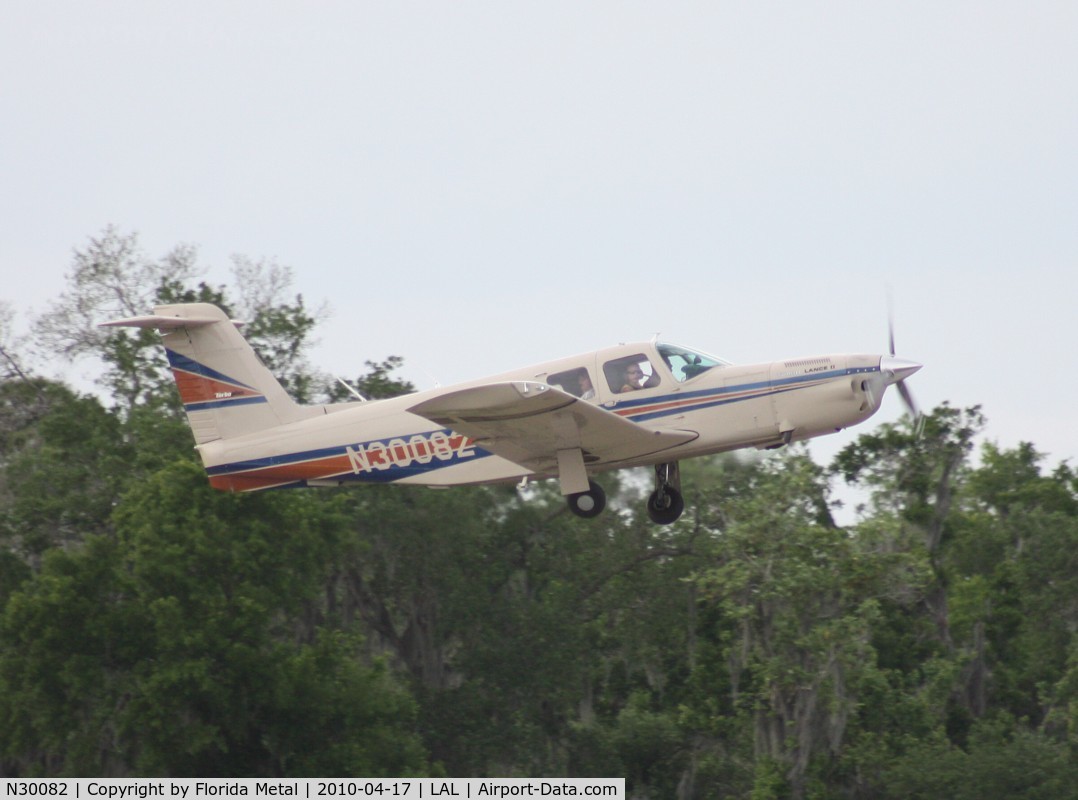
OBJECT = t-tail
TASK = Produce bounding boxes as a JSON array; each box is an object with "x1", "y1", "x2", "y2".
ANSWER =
[{"x1": 101, "y1": 303, "x2": 316, "y2": 444}]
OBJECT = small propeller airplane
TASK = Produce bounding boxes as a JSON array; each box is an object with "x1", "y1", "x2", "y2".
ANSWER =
[{"x1": 102, "y1": 303, "x2": 921, "y2": 524}]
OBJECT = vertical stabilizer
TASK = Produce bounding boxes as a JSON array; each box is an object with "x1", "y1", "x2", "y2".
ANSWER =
[{"x1": 101, "y1": 303, "x2": 314, "y2": 443}]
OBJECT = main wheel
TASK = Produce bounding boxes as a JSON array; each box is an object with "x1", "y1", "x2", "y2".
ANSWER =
[
  {"x1": 567, "y1": 481, "x2": 606, "y2": 519},
  {"x1": 646, "y1": 486, "x2": 684, "y2": 525}
]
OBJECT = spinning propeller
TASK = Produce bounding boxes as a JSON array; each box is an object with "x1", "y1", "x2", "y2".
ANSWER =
[{"x1": 882, "y1": 307, "x2": 923, "y2": 433}]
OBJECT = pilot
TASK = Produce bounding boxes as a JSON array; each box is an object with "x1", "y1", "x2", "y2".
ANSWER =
[{"x1": 618, "y1": 363, "x2": 646, "y2": 393}]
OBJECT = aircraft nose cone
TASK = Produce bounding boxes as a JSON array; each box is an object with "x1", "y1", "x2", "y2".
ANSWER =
[{"x1": 881, "y1": 356, "x2": 922, "y2": 384}]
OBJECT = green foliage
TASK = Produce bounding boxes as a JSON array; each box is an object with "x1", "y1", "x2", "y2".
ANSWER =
[
  {"x1": 326, "y1": 356, "x2": 417, "y2": 402},
  {"x1": 0, "y1": 382, "x2": 135, "y2": 557},
  {"x1": 0, "y1": 376, "x2": 1073, "y2": 792},
  {"x1": 881, "y1": 717, "x2": 1078, "y2": 800},
  {"x1": 689, "y1": 451, "x2": 894, "y2": 796},
  {"x1": 1, "y1": 232, "x2": 1075, "y2": 792},
  {"x1": 0, "y1": 534, "x2": 147, "y2": 775},
  {"x1": 241, "y1": 295, "x2": 320, "y2": 404},
  {"x1": 0, "y1": 462, "x2": 427, "y2": 777},
  {"x1": 33, "y1": 228, "x2": 326, "y2": 410}
]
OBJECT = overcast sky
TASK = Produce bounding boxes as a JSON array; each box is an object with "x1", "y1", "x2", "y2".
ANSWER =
[{"x1": 3, "y1": 2, "x2": 1077, "y2": 476}]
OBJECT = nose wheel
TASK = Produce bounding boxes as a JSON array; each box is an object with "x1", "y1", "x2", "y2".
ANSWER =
[
  {"x1": 567, "y1": 480, "x2": 607, "y2": 518},
  {"x1": 647, "y1": 462, "x2": 684, "y2": 525}
]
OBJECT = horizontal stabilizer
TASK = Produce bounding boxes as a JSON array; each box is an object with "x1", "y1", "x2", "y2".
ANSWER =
[{"x1": 100, "y1": 313, "x2": 236, "y2": 330}]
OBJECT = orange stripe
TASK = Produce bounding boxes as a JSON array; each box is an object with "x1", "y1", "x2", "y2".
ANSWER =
[
  {"x1": 173, "y1": 369, "x2": 261, "y2": 404},
  {"x1": 209, "y1": 454, "x2": 355, "y2": 491}
]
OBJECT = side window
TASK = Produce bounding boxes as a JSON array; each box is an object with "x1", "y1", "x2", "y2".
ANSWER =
[
  {"x1": 548, "y1": 367, "x2": 596, "y2": 400},
  {"x1": 603, "y1": 355, "x2": 660, "y2": 394}
]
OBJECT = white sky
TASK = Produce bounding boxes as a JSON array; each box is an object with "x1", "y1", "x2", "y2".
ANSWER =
[{"x1": 3, "y1": 2, "x2": 1077, "y2": 475}]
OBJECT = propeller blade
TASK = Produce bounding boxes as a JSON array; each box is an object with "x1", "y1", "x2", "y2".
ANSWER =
[
  {"x1": 896, "y1": 379, "x2": 919, "y2": 419},
  {"x1": 883, "y1": 296, "x2": 923, "y2": 434},
  {"x1": 887, "y1": 289, "x2": 897, "y2": 357},
  {"x1": 897, "y1": 378, "x2": 925, "y2": 436}
]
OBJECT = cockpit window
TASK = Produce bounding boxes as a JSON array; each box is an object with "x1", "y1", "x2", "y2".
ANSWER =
[
  {"x1": 548, "y1": 367, "x2": 597, "y2": 401},
  {"x1": 603, "y1": 355, "x2": 660, "y2": 394},
  {"x1": 657, "y1": 343, "x2": 729, "y2": 382}
]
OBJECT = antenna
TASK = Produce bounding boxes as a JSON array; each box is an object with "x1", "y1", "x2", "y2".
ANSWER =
[
  {"x1": 336, "y1": 376, "x2": 368, "y2": 402},
  {"x1": 420, "y1": 367, "x2": 442, "y2": 389}
]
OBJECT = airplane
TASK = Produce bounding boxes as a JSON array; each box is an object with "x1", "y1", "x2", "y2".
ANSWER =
[{"x1": 101, "y1": 303, "x2": 921, "y2": 524}]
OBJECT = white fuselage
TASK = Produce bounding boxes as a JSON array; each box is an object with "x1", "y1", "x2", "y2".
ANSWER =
[{"x1": 197, "y1": 343, "x2": 889, "y2": 492}]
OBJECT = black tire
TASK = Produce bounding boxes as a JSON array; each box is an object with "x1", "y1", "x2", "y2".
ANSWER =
[
  {"x1": 567, "y1": 481, "x2": 606, "y2": 519},
  {"x1": 646, "y1": 486, "x2": 685, "y2": 525}
]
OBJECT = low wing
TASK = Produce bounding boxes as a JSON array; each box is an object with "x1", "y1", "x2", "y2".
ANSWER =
[{"x1": 408, "y1": 381, "x2": 696, "y2": 493}]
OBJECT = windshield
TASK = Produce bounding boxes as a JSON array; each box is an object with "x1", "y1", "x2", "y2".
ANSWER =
[{"x1": 657, "y1": 343, "x2": 730, "y2": 382}]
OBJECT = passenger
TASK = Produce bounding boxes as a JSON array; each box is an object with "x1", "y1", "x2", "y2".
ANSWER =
[{"x1": 578, "y1": 371, "x2": 596, "y2": 400}]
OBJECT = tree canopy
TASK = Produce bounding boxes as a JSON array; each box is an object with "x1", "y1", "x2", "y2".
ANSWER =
[{"x1": 1, "y1": 230, "x2": 1074, "y2": 796}]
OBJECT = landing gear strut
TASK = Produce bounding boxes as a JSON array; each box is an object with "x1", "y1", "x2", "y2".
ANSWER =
[
  {"x1": 647, "y1": 462, "x2": 684, "y2": 525},
  {"x1": 567, "y1": 480, "x2": 607, "y2": 519}
]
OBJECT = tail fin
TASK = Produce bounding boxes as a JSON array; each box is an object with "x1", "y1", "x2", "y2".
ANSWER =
[{"x1": 101, "y1": 302, "x2": 315, "y2": 443}]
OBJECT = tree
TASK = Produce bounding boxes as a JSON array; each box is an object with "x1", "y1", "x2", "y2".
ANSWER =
[
  {"x1": 832, "y1": 404, "x2": 985, "y2": 650},
  {"x1": 826, "y1": 418, "x2": 1078, "y2": 797},
  {"x1": 5, "y1": 229, "x2": 1077, "y2": 792},
  {"x1": 33, "y1": 227, "x2": 201, "y2": 411},
  {"x1": 33, "y1": 228, "x2": 328, "y2": 410},
  {"x1": 688, "y1": 450, "x2": 903, "y2": 799},
  {"x1": 881, "y1": 717, "x2": 1078, "y2": 800},
  {"x1": 226, "y1": 255, "x2": 325, "y2": 404},
  {"x1": 325, "y1": 356, "x2": 416, "y2": 402},
  {"x1": 0, "y1": 461, "x2": 427, "y2": 776},
  {"x1": 0, "y1": 382, "x2": 135, "y2": 560},
  {"x1": 0, "y1": 302, "x2": 34, "y2": 386}
]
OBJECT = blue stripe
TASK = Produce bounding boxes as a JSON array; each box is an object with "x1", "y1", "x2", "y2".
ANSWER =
[
  {"x1": 207, "y1": 429, "x2": 493, "y2": 482},
  {"x1": 621, "y1": 367, "x2": 873, "y2": 423},
  {"x1": 165, "y1": 349, "x2": 258, "y2": 391},
  {"x1": 185, "y1": 395, "x2": 269, "y2": 411}
]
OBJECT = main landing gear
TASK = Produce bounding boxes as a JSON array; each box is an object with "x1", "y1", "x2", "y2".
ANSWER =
[
  {"x1": 564, "y1": 462, "x2": 684, "y2": 525},
  {"x1": 566, "y1": 480, "x2": 606, "y2": 518},
  {"x1": 647, "y1": 462, "x2": 684, "y2": 525}
]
